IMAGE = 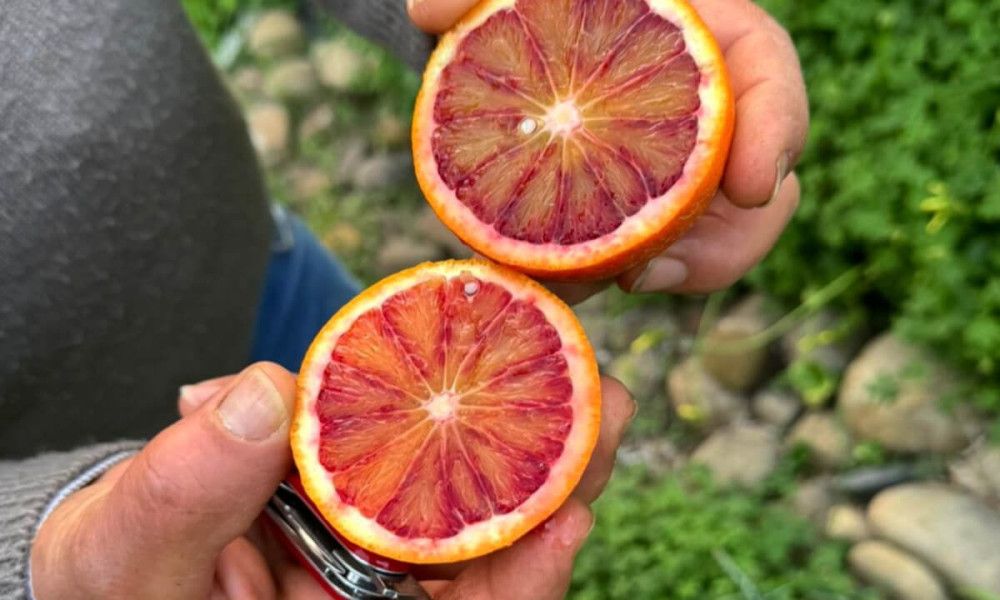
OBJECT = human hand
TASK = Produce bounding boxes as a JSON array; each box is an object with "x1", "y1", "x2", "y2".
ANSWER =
[
  {"x1": 32, "y1": 363, "x2": 634, "y2": 599},
  {"x1": 31, "y1": 363, "x2": 297, "y2": 599},
  {"x1": 408, "y1": 0, "x2": 808, "y2": 302}
]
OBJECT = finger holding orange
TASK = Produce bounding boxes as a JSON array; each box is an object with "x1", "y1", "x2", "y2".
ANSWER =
[
  {"x1": 407, "y1": 0, "x2": 480, "y2": 35},
  {"x1": 412, "y1": 0, "x2": 735, "y2": 282},
  {"x1": 685, "y1": 0, "x2": 808, "y2": 209},
  {"x1": 615, "y1": 0, "x2": 808, "y2": 294},
  {"x1": 620, "y1": 173, "x2": 801, "y2": 294},
  {"x1": 409, "y1": 0, "x2": 808, "y2": 299}
]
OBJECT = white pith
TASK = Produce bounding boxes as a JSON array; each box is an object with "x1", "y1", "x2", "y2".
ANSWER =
[{"x1": 544, "y1": 100, "x2": 583, "y2": 136}]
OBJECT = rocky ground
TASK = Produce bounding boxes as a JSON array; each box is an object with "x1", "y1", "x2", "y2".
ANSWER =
[{"x1": 227, "y1": 10, "x2": 1000, "y2": 599}]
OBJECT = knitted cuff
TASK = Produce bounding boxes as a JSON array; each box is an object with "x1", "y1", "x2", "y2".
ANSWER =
[{"x1": 0, "y1": 442, "x2": 144, "y2": 600}]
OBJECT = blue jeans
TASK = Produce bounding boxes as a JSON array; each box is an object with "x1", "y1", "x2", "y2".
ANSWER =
[{"x1": 249, "y1": 206, "x2": 362, "y2": 372}]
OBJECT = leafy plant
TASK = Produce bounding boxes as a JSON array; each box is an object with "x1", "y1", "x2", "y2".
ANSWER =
[
  {"x1": 750, "y1": 0, "x2": 1000, "y2": 420},
  {"x1": 864, "y1": 374, "x2": 900, "y2": 405},
  {"x1": 571, "y1": 467, "x2": 877, "y2": 600},
  {"x1": 181, "y1": 0, "x2": 296, "y2": 46},
  {"x1": 851, "y1": 441, "x2": 890, "y2": 467},
  {"x1": 960, "y1": 589, "x2": 1000, "y2": 600},
  {"x1": 785, "y1": 359, "x2": 839, "y2": 408}
]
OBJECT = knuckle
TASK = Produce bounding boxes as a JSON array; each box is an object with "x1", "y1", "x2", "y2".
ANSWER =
[
  {"x1": 770, "y1": 21, "x2": 795, "y2": 51},
  {"x1": 132, "y1": 450, "x2": 188, "y2": 514},
  {"x1": 603, "y1": 383, "x2": 637, "y2": 437},
  {"x1": 127, "y1": 440, "x2": 232, "y2": 538},
  {"x1": 744, "y1": 1, "x2": 794, "y2": 48}
]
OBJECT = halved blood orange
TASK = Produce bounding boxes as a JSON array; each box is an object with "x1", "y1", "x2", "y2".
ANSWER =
[
  {"x1": 291, "y1": 260, "x2": 601, "y2": 563},
  {"x1": 413, "y1": 0, "x2": 734, "y2": 281}
]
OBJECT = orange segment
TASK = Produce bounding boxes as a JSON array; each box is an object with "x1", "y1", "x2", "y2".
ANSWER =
[
  {"x1": 316, "y1": 362, "x2": 422, "y2": 421},
  {"x1": 460, "y1": 404, "x2": 573, "y2": 463},
  {"x1": 324, "y1": 416, "x2": 432, "y2": 507},
  {"x1": 441, "y1": 424, "x2": 495, "y2": 523},
  {"x1": 374, "y1": 428, "x2": 463, "y2": 539},
  {"x1": 452, "y1": 422, "x2": 550, "y2": 513},
  {"x1": 575, "y1": 11, "x2": 686, "y2": 99},
  {"x1": 515, "y1": 0, "x2": 580, "y2": 92},
  {"x1": 455, "y1": 291, "x2": 563, "y2": 389},
  {"x1": 440, "y1": 276, "x2": 513, "y2": 387},
  {"x1": 561, "y1": 138, "x2": 633, "y2": 244},
  {"x1": 442, "y1": 10, "x2": 554, "y2": 111},
  {"x1": 585, "y1": 116, "x2": 699, "y2": 197},
  {"x1": 440, "y1": 121, "x2": 549, "y2": 224},
  {"x1": 413, "y1": 0, "x2": 734, "y2": 281},
  {"x1": 493, "y1": 142, "x2": 563, "y2": 243},
  {"x1": 461, "y1": 354, "x2": 573, "y2": 407},
  {"x1": 331, "y1": 310, "x2": 429, "y2": 399},
  {"x1": 433, "y1": 115, "x2": 541, "y2": 189},
  {"x1": 381, "y1": 276, "x2": 447, "y2": 389},
  {"x1": 583, "y1": 53, "x2": 702, "y2": 121},
  {"x1": 293, "y1": 260, "x2": 601, "y2": 564}
]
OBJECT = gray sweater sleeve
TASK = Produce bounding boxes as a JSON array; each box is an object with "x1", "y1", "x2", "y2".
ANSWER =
[
  {"x1": 0, "y1": 442, "x2": 144, "y2": 600},
  {"x1": 311, "y1": 0, "x2": 436, "y2": 71}
]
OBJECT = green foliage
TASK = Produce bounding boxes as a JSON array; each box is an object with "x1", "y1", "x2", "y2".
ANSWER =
[
  {"x1": 571, "y1": 467, "x2": 877, "y2": 600},
  {"x1": 785, "y1": 359, "x2": 839, "y2": 408},
  {"x1": 960, "y1": 589, "x2": 1000, "y2": 600},
  {"x1": 850, "y1": 441, "x2": 890, "y2": 467},
  {"x1": 864, "y1": 373, "x2": 901, "y2": 405},
  {"x1": 181, "y1": 0, "x2": 294, "y2": 46},
  {"x1": 750, "y1": 0, "x2": 1000, "y2": 415},
  {"x1": 175, "y1": 1, "x2": 942, "y2": 594}
]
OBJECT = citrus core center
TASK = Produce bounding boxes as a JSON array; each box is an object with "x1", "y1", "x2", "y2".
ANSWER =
[
  {"x1": 544, "y1": 100, "x2": 582, "y2": 136},
  {"x1": 426, "y1": 391, "x2": 459, "y2": 421}
]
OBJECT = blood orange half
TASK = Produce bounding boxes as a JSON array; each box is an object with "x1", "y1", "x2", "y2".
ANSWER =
[
  {"x1": 413, "y1": 0, "x2": 734, "y2": 281},
  {"x1": 292, "y1": 260, "x2": 601, "y2": 563}
]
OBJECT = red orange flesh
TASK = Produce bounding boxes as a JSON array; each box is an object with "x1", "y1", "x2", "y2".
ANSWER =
[
  {"x1": 413, "y1": 0, "x2": 734, "y2": 281},
  {"x1": 292, "y1": 260, "x2": 601, "y2": 563}
]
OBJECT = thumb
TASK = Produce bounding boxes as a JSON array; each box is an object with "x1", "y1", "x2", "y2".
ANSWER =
[{"x1": 108, "y1": 362, "x2": 296, "y2": 566}]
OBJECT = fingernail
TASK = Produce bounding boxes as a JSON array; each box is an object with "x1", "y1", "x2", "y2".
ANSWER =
[
  {"x1": 631, "y1": 258, "x2": 688, "y2": 293},
  {"x1": 763, "y1": 152, "x2": 791, "y2": 208},
  {"x1": 216, "y1": 369, "x2": 287, "y2": 441},
  {"x1": 626, "y1": 396, "x2": 639, "y2": 425},
  {"x1": 629, "y1": 262, "x2": 653, "y2": 294},
  {"x1": 542, "y1": 508, "x2": 595, "y2": 550},
  {"x1": 179, "y1": 378, "x2": 229, "y2": 412},
  {"x1": 567, "y1": 511, "x2": 596, "y2": 550}
]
